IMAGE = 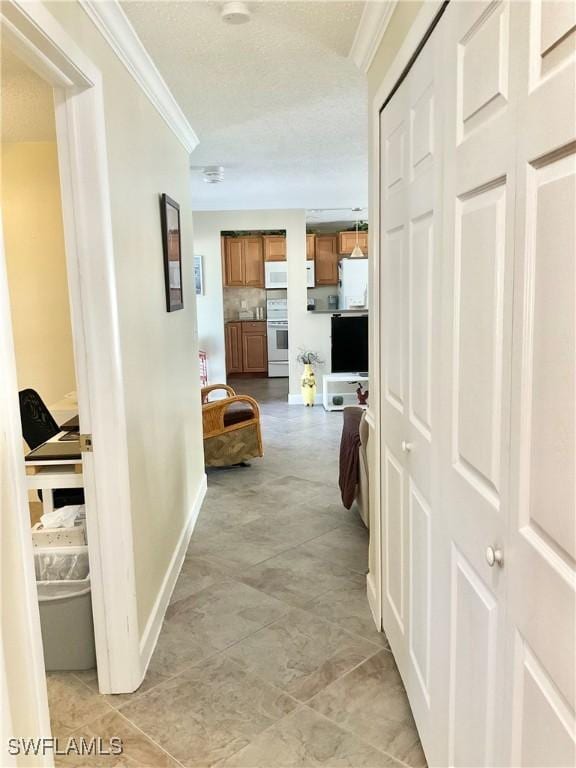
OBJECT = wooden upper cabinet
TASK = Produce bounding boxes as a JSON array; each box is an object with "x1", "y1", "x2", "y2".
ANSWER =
[
  {"x1": 306, "y1": 234, "x2": 316, "y2": 261},
  {"x1": 315, "y1": 235, "x2": 339, "y2": 285},
  {"x1": 223, "y1": 236, "x2": 264, "y2": 287},
  {"x1": 338, "y1": 230, "x2": 368, "y2": 255},
  {"x1": 224, "y1": 238, "x2": 244, "y2": 286},
  {"x1": 263, "y1": 235, "x2": 286, "y2": 262},
  {"x1": 225, "y1": 322, "x2": 243, "y2": 374},
  {"x1": 243, "y1": 237, "x2": 264, "y2": 287}
]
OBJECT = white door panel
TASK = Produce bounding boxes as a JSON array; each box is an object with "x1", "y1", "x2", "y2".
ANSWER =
[
  {"x1": 448, "y1": 546, "x2": 499, "y2": 768},
  {"x1": 380, "y1": 23, "x2": 443, "y2": 763},
  {"x1": 440, "y1": 3, "x2": 517, "y2": 762},
  {"x1": 507, "y1": 3, "x2": 576, "y2": 764}
]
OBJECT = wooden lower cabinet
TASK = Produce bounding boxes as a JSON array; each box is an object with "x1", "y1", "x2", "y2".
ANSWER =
[
  {"x1": 242, "y1": 333, "x2": 268, "y2": 373},
  {"x1": 225, "y1": 321, "x2": 267, "y2": 375},
  {"x1": 225, "y1": 322, "x2": 243, "y2": 374}
]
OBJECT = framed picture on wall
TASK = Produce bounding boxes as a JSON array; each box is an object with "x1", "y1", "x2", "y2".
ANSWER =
[
  {"x1": 194, "y1": 255, "x2": 204, "y2": 295},
  {"x1": 159, "y1": 193, "x2": 184, "y2": 312}
]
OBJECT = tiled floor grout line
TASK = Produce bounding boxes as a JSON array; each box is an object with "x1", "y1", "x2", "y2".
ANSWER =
[
  {"x1": 89, "y1": 533, "x2": 373, "y2": 717},
  {"x1": 299, "y1": 704, "x2": 409, "y2": 768},
  {"x1": 213, "y1": 518, "x2": 368, "y2": 575},
  {"x1": 113, "y1": 708, "x2": 188, "y2": 768},
  {"x1": 104, "y1": 609, "x2": 297, "y2": 714},
  {"x1": 299, "y1": 643, "x2": 385, "y2": 708}
]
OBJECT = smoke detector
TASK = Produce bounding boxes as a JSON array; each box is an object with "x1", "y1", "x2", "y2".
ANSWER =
[
  {"x1": 221, "y1": 1, "x2": 251, "y2": 24},
  {"x1": 203, "y1": 166, "x2": 225, "y2": 184}
]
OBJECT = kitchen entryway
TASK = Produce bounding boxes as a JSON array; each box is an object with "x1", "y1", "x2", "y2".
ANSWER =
[{"x1": 46, "y1": 378, "x2": 426, "y2": 767}]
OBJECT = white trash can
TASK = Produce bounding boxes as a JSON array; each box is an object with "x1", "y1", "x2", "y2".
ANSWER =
[{"x1": 35, "y1": 546, "x2": 96, "y2": 671}]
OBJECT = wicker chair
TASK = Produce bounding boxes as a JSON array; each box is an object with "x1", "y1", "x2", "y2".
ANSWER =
[{"x1": 201, "y1": 384, "x2": 264, "y2": 467}]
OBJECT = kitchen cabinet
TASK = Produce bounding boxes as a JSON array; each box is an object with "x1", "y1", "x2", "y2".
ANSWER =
[
  {"x1": 223, "y1": 236, "x2": 264, "y2": 287},
  {"x1": 226, "y1": 321, "x2": 267, "y2": 375},
  {"x1": 263, "y1": 235, "x2": 286, "y2": 262},
  {"x1": 242, "y1": 321, "x2": 268, "y2": 373},
  {"x1": 314, "y1": 235, "x2": 339, "y2": 285},
  {"x1": 338, "y1": 230, "x2": 368, "y2": 255},
  {"x1": 306, "y1": 234, "x2": 316, "y2": 260},
  {"x1": 225, "y1": 322, "x2": 243, "y2": 374},
  {"x1": 243, "y1": 237, "x2": 264, "y2": 287},
  {"x1": 224, "y1": 238, "x2": 244, "y2": 286}
]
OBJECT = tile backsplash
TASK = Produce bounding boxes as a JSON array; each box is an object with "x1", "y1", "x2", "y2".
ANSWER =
[{"x1": 223, "y1": 287, "x2": 267, "y2": 321}]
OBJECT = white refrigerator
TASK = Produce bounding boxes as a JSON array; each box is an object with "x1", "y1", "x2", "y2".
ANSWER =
[{"x1": 338, "y1": 258, "x2": 369, "y2": 310}]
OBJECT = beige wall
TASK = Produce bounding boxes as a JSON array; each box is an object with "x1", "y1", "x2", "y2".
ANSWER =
[
  {"x1": 1, "y1": 142, "x2": 77, "y2": 407},
  {"x1": 43, "y1": 1, "x2": 205, "y2": 633}
]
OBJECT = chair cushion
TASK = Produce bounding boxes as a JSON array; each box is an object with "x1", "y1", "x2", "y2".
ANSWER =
[{"x1": 223, "y1": 402, "x2": 254, "y2": 427}]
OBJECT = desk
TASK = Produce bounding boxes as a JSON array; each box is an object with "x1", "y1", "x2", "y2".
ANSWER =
[
  {"x1": 50, "y1": 392, "x2": 78, "y2": 425},
  {"x1": 25, "y1": 434, "x2": 83, "y2": 515}
]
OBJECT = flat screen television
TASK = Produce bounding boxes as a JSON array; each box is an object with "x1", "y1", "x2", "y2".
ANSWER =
[{"x1": 331, "y1": 315, "x2": 368, "y2": 374}]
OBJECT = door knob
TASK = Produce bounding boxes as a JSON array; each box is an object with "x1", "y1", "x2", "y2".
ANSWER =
[
  {"x1": 401, "y1": 441, "x2": 413, "y2": 453},
  {"x1": 485, "y1": 546, "x2": 504, "y2": 568}
]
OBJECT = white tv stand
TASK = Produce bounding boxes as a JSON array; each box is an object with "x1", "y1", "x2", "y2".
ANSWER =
[{"x1": 322, "y1": 372, "x2": 369, "y2": 412}]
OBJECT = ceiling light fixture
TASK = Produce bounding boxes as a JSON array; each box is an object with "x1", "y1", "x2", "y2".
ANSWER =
[
  {"x1": 221, "y1": 1, "x2": 251, "y2": 24},
  {"x1": 350, "y1": 208, "x2": 364, "y2": 258},
  {"x1": 203, "y1": 166, "x2": 225, "y2": 184}
]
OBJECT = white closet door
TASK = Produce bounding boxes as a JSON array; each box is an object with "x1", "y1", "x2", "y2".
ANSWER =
[
  {"x1": 439, "y1": 1, "x2": 518, "y2": 764},
  {"x1": 379, "y1": 23, "x2": 444, "y2": 761},
  {"x1": 505, "y1": 2, "x2": 576, "y2": 765}
]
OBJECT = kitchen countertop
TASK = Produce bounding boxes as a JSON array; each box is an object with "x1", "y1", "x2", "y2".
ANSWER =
[
  {"x1": 225, "y1": 318, "x2": 267, "y2": 323},
  {"x1": 307, "y1": 309, "x2": 368, "y2": 315}
]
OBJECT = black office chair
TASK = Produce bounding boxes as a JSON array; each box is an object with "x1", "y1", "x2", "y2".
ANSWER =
[{"x1": 19, "y1": 388, "x2": 85, "y2": 509}]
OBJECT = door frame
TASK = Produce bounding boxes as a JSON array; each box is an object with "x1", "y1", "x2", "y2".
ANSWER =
[
  {"x1": 368, "y1": 0, "x2": 446, "y2": 632},
  {"x1": 0, "y1": 0, "x2": 140, "y2": 711}
]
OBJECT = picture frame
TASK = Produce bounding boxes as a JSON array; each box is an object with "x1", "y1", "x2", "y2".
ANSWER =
[
  {"x1": 194, "y1": 255, "x2": 204, "y2": 295},
  {"x1": 159, "y1": 193, "x2": 184, "y2": 312}
]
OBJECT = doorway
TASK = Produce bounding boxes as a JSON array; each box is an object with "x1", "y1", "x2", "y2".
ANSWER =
[
  {"x1": 1, "y1": 2, "x2": 141, "y2": 750},
  {"x1": 1, "y1": 33, "x2": 103, "y2": 700}
]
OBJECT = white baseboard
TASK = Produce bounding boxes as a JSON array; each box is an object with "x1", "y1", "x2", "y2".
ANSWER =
[
  {"x1": 367, "y1": 572, "x2": 381, "y2": 631},
  {"x1": 288, "y1": 393, "x2": 323, "y2": 405},
  {"x1": 138, "y1": 473, "x2": 207, "y2": 677}
]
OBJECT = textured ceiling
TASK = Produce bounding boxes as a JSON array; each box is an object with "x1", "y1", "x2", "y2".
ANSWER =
[
  {"x1": 1, "y1": 44, "x2": 56, "y2": 143},
  {"x1": 121, "y1": 1, "x2": 367, "y2": 210}
]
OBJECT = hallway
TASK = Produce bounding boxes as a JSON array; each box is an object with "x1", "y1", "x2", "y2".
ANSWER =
[{"x1": 48, "y1": 379, "x2": 425, "y2": 767}]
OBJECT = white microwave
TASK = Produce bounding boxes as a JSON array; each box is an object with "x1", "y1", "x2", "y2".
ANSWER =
[
  {"x1": 306, "y1": 260, "x2": 315, "y2": 288},
  {"x1": 265, "y1": 261, "x2": 288, "y2": 289}
]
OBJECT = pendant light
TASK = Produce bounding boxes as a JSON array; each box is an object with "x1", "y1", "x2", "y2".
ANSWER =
[{"x1": 350, "y1": 210, "x2": 364, "y2": 258}]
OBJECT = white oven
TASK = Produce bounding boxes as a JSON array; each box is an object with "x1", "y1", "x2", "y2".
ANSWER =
[
  {"x1": 265, "y1": 261, "x2": 288, "y2": 289},
  {"x1": 267, "y1": 320, "x2": 289, "y2": 377},
  {"x1": 266, "y1": 298, "x2": 288, "y2": 377}
]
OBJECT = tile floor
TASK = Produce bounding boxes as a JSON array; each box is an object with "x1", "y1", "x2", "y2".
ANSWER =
[{"x1": 48, "y1": 377, "x2": 426, "y2": 767}]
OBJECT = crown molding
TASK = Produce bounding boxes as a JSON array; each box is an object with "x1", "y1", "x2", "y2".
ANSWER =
[
  {"x1": 349, "y1": 0, "x2": 398, "y2": 73},
  {"x1": 80, "y1": 0, "x2": 199, "y2": 153}
]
